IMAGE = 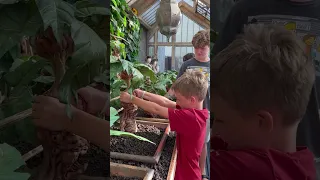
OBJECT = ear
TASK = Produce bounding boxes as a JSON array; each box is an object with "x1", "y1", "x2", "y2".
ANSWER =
[
  {"x1": 256, "y1": 110, "x2": 273, "y2": 132},
  {"x1": 190, "y1": 96, "x2": 197, "y2": 103}
]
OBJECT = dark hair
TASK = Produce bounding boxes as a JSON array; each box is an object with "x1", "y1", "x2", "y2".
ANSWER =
[
  {"x1": 183, "y1": 53, "x2": 195, "y2": 62},
  {"x1": 145, "y1": 56, "x2": 151, "y2": 62},
  {"x1": 150, "y1": 58, "x2": 158, "y2": 64}
]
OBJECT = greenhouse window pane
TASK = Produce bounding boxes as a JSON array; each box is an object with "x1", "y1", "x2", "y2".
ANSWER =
[
  {"x1": 148, "y1": 46, "x2": 154, "y2": 56},
  {"x1": 175, "y1": 14, "x2": 204, "y2": 43},
  {"x1": 157, "y1": 46, "x2": 172, "y2": 72},
  {"x1": 157, "y1": 30, "x2": 172, "y2": 42},
  {"x1": 174, "y1": 46, "x2": 193, "y2": 70},
  {"x1": 149, "y1": 35, "x2": 154, "y2": 43},
  {"x1": 184, "y1": 0, "x2": 194, "y2": 7}
]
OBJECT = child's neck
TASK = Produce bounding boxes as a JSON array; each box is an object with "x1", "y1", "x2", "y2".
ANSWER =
[{"x1": 271, "y1": 125, "x2": 298, "y2": 152}]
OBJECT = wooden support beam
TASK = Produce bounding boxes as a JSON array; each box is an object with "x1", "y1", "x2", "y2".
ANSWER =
[
  {"x1": 193, "y1": 0, "x2": 198, "y2": 12},
  {"x1": 138, "y1": 16, "x2": 152, "y2": 29},
  {"x1": 147, "y1": 23, "x2": 159, "y2": 41},
  {"x1": 131, "y1": 0, "x2": 158, "y2": 16},
  {"x1": 178, "y1": 1, "x2": 209, "y2": 29},
  {"x1": 127, "y1": 0, "x2": 139, "y2": 6}
]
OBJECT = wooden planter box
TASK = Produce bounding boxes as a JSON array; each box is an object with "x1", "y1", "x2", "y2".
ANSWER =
[
  {"x1": 166, "y1": 139, "x2": 177, "y2": 180},
  {"x1": 110, "y1": 139, "x2": 178, "y2": 180},
  {"x1": 110, "y1": 162, "x2": 154, "y2": 180},
  {"x1": 110, "y1": 118, "x2": 171, "y2": 164}
]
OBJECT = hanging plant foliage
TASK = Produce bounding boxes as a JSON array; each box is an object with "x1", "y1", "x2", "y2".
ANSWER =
[{"x1": 110, "y1": 0, "x2": 140, "y2": 61}]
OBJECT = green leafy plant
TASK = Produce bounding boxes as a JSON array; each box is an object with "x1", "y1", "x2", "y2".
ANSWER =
[
  {"x1": 0, "y1": 0, "x2": 109, "y2": 179},
  {"x1": 110, "y1": 0, "x2": 140, "y2": 61},
  {"x1": 109, "y1": 107, "x2": 154, "y2": 144},
  {"x1": 0, "y1": 143, "x2": 30, "y2": 179},
  {"x1": 141, "y1": 70, "x2": 178, "y2": 96}
]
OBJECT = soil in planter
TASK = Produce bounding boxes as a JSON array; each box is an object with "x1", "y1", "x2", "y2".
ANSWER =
[
  {"x1": 110, "y1": 177, "x2": 142, "y2": 180},
  {"x1": 82, "y1": 143, "x2": 110, "y2": 177},
  {"x1": 111, "y1": 134, "x2": 176, "y2": 180},
  {"x1": 110, "y1": 124, "x2": 163, "y2": 156},
  {"x1": 137, "y1": 109, "x2": 161, "y2": 119}
]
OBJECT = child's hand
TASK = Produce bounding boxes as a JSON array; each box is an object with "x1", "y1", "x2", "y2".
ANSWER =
[
  {"x1": 31, "y1": 95, "x2": 72, "y2": 131},
  {"x1": 77, "y1": 86, "x2": 107, "y2": 114},
  {"x1": 120, "y1": 92, "x2": 132, "y2": 103},
  {"x1": 133, "y1": 89, "x2": 144, "y2": 98}
]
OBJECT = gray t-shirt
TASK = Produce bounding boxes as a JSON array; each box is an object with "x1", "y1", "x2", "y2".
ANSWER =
[{"x1": 177, "y1": 58, "x2": 210, "y2": 110}]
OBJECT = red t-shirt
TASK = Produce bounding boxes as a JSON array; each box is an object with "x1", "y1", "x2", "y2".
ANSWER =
[
  {"x1": 211, "y1": 136, "x2": 316, "y2": 180},
  {"x1": 168, "y1": 106, "x2": 208, "y2": 180}
]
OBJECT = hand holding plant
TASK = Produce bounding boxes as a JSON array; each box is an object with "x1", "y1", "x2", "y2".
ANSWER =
[
  {"x1": 77, "y1": 86, "x2": 108, "y2": 115},
  {"x1": 133, "y1": 89, "x2": 144, "y2": 98},
  {"x1": 120, "y1": 92, "x2": 132, "y2": 103},
  {"x1": 31, "y1": 95, "x2": 72, "y2": 131}
]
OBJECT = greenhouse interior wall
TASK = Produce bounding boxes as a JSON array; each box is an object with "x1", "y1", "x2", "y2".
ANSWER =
[{"x1": 138, "y1": 26, "x2": 148, "y2": 62}]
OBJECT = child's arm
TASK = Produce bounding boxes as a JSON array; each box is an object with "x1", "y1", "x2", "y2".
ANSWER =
[
  {"x1": 130, "y1": 94, "x2": 169, "y2": 118},
  {"x1": 67, "y1": 107, "x2": 109, "y2": 152},
  {"x1": 32, "y1": 95, "x2": 109, "y2": 152},
  {"x1": 136, "y1": 89, "x2": 176, "y2": 109},
  {"x1": 120, "y1": 92, "x2": 201, "y2": 135}
]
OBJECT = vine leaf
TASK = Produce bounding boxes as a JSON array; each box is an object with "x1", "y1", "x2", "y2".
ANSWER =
[
  {"x1": 0, "y1": 1, "x2": 42, "y2": 59},
  {"x1": 0, "y1": 143, "x2": 30, "y2": 180}
]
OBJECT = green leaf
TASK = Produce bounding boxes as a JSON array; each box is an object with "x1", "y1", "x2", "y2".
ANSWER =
[
  {"x1": 35, "y1": 0, "x2": 61, "y2": 42},
  {"x1": 9, "y1": 56, "x2": 31, "y2": 72},
  {"x1": 93, "y1": 73, "x2": 108, "y2": 85},
  {"x1": 0, "y1": 143, "x2": 30, "y2": 180},
  {"x1": 110, "y1": 107, "x2": 118, "y2": 126},
  {"x1": 33, "y1": 76, "x2": 55, "y2": 84},
  {"x1": 110, "y1": 130, "x2": 155, "y2": 145},
  {"x1": 70, "y1": 20, "x2": 106, "y2": 67},
  {"x1": 0, "y1": 0, "x2": 21, "y2": 4},
  {"x1": 75, "y1": 0, "x2": 110, "y2": 17},
  {"x1": 4, "y1": 56, "x2": 48, "y2": 87},
  {"x1": 0, "y1": 1, "x2": 42, "y2": 59},
  {"x1": 134, "y1": 63, "x2": 156, "y2": 82}
]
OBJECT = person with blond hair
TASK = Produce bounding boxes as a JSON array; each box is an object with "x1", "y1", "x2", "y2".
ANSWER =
[
  {"x1": 211, "y1": 23, "x2": 316, "y2": 179},
  {"x1": 212, "y1": 0, "x2": 320, "y2": 159},
  {"x1": 121, "y1": 69, "x2": 209, "y2": 180}
]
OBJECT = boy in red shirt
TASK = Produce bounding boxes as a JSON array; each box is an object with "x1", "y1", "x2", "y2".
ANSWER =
[
  {"x1": 120, "y1": 69, "x2": 209, "y2": 180},
  {"x1": 211, "y1": 24, "x2": 316, "y2": 179}
]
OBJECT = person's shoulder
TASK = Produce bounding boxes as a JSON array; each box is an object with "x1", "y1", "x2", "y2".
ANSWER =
[
  {"x1": 183, "y1": 58, "x2": 196, "y2": 65},
  {"x1": 211, "y1": 149, "x2": 273, "y2": 179}
]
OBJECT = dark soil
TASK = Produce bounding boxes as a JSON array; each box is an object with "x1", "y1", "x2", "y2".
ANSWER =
[
  {"x1": 111, "y1": 134, "x2": 176, "y2": 180},
  {"x1": 110, "y1": 124, "x2": 163, "y2": 156},
  {"x1": 110, "y1": 177, "x2": 142, "y2": 180},
  {"x1": 83, "y1": 144, "x2": 110, "y2": 177},
  {"x1": 137, "y1": 109, "x2": 160, "y2": 119}
]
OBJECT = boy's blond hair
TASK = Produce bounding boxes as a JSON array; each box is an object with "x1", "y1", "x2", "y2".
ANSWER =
[
  {"x1": 171, "y1": 69, "x2": 208, "y2": 101},
  {"x1": 212, "y1": 24, "x2": 315, "y2": 126},
  {"x1": 192, "y1": 30, "x2": 210, "y2": 48}
]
